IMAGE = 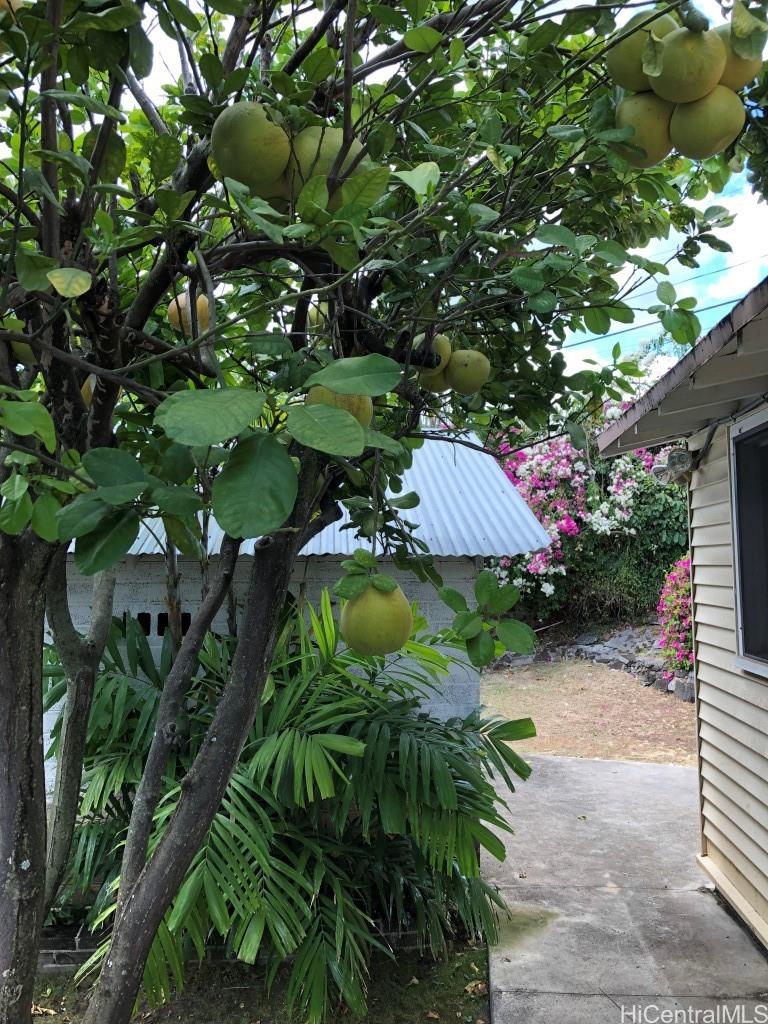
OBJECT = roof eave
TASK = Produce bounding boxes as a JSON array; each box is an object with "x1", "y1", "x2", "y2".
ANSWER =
[{"x1": 597, "y1": 277, "x2": 768, "y2": 456}]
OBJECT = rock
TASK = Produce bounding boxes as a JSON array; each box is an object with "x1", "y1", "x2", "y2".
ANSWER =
[
  {"x1": 674, "y1": 672, "x2": 696, "y2": 703},
  {"x1": 575, "y1": 632, "x2": 598, "y2": 645},
  {"x1": 609, "y1": 656, "x2": 630, "y2": 669}
]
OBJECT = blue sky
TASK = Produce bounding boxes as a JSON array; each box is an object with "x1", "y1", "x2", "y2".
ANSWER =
[{"x1": 563, "y1": 176, "x2": 768, "y2": 373}]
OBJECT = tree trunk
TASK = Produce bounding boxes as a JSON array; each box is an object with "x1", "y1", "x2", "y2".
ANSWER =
[
  {"x1": 45, "y1": 551, "x2": 117, "y2": 911},
  {"x1": 0, "y1": 535, "x2": 54, "y2": 1024},
  {"x1": 82, "y1": 466, "x2": 322, "y2": 1024}
]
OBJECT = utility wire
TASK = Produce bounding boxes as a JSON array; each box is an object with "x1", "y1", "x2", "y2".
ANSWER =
[{"x1": 563, "y1": 296, "x2": 744, "y2": 348}]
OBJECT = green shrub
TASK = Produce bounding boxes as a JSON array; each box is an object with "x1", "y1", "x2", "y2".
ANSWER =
[{"x1": 45, "y1": 594, "x2": 533, "y2": 1022}]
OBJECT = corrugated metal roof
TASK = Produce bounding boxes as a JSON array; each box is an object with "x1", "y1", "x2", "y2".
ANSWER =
[{"x1": 126, "y1": 432, "x2": 549, "y2": 559}]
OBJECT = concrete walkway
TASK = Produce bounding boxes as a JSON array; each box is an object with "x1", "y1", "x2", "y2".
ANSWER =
[{"x1": 483, "y1": 755, "x2": 768, "y2": 1023}]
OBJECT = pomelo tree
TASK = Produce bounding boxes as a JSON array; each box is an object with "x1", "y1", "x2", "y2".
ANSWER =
[{"x1": 0, "y1": 0, "x2": 762, "y2": 1021}]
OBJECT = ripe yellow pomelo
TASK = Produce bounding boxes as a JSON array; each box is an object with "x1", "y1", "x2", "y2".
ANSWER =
[
  {"x1": 670, "y1": 85, "x2": 746, "y2": 159},
  {"x1": 615, "y1": 92, "x2": 674, "y2": 167},
  {"x1": 649, "y1": 28, "x2": 727, "y2": 103},
  {"x1": 340, "y1": 583, "x2": 413, "y2": 656},
  {"x1": 305, "y1": 385, "x2": 373, "y2": 427},
  {"x1": 444, "y1": 350, "x2": 491, "y2": 395},
  {"x1": 419, "y1": 367, "x2": 450, "y2": 393},
  {"x1": 714, "y1": 24, "x2": 764, "y2": 91},
  {"x1": 167, "y1": 292, "x2": 211, "y2": 337},
  {"x1": 286, "y1": 126, "x2": 364, "y2": 204},
  {"x1": 210, "y1": 102, "x2": 290, "y2": 194},
  {"x1": 415, "y1": 333, "x2": 452, "y2": 378},
  {"x1": 606, "y1": 11, "x2": 679, "y2": 92}
]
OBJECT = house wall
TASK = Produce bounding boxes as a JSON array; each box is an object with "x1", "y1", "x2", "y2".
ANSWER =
[
  {"x1": 47, "y1": 554, "x2": 482, "y2": 794},
  {"x1": 688, "y1": 420, "x2": 768, "y2": 948}
]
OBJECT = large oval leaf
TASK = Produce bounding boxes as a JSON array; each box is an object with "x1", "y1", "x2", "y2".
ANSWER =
[
  {"x1": 155, "y1": 389, "x2": 266, "y2": 446},
  {"x1": 211, "y1": 433, "x2": 297, "y2": 538},
  {"x1": 304, "y1": 355, "x2": 401, "y2": 396},
  {"x1": 286, "y1": 405, "x2": 364, "y2": 457},
  {"x1": 74, "y1": 509, "x2": 140, "y2": 575}
]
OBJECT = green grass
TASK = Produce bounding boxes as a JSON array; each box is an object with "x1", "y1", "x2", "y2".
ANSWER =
[{"x1": 36, "y1": 943, "x2": 489, "y2": 1024}]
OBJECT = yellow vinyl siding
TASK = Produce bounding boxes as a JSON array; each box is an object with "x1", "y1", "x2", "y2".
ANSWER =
[{"x1": 689, "y1": 420, "x2": 768, "y2": 948}]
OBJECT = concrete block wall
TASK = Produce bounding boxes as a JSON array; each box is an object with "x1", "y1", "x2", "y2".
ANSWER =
[{"x1": 47, "y1": 555, "x2": 482, "y2": 794}]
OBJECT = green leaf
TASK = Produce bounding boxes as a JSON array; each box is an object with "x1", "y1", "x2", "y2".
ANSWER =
[
  {"x1": 583, "y1": 306, "x2": 611, "y2": 334},
  {"x1": 363, "y1": 429, "x2": 402, "y2": 455},
  {"x1": 353, "y1": 548, "x2": 377, "y2": 568},
  {"x1": 163, "y1": 514, "x2": 203, "y2": 558},
  {"x1": 285, "y1": 405, "x2": 364, "y2": 457},
  {"x1": 0, "y1": 472, "x2": 27, "y2": 501},
  {"x1": 31, "y1": 493, "x2": 60, "y2": 542},
  {"x1": 474, "y1": 569, "x2": 499, "y2": 608},
  {"x1": 14, "y1": 247, "x2": 58, "y2": 291},
  {"x1": 301, "y1": 46, "x2": 337, "y2": 82},
  {"x1": 394, "y1": 161, "x2": 440, "y2": 197},
  {"x1": 536, "y1": 223, "x2": 579, "y2": 252},
  {"x1": 128, "y1": 24, "x2": 154, "y2": 78},
  {"x1": 156, "y1": 187, "x2": 195, "y2": 220},
  {"x1": 47, "y1": 267, "x2": 92, "y2": 298},
  {"x1": 150, "y1": 134, "x2": 182, "y2": 181},
  {"x1": 305, "y1": 355, "x2": 401, "y2": 396},
  {"x1": 39, "y1": 90, "x2": 125, "y2": 122},
  {"x1": 296, "y1": 175, "x2": 329, "y2": 218},
  {"x1": 211, "y1": 433, "x2": 298, "y2": 538},
  {"x1": 453, "y1": 610, "x2": 482, "y2": 639},
  {"x1": 0, "y1": 400, "x2": 56, "y2": 452},
  {"x1": 439, "y1": 586, "x2": 468, "y2": 613},
  {"x1": 656, "y1": 281, "x2": 676, "y2": 306},
  {"x1": 490, "y1": 717, "x2": 537, "y2": 741},
  {"x1": 165, "y1": 0, "x2": 201, "y2": 32},
  {"x1": 82, "y1": 448, "x2": 145, "y2": 487},
  {"x1": 155, "y1": 389, "x2": 266, "y2": 446},
  {"x1": 74, "y1": 509, "x2": 140, "y2": 575},
  {"x1": 57, "y1": 494, "x2": 112, "y2": 540},
  {"x1": 371, "y1": 573, "x2": 397, "y2": 592},
  {"x1": 466, "y1": 630, "x2": 495, "y2": 667},
  {"x1": 509, "y1": 266, "x2": 545, "y2": 293},
  {"x1": 731, "y1": 1, "x2": 768, "y2": 60},
  {"x1": 496, "y1": 619, "x2": 536, "y2": 655},
  {"x1": 565, "y1": 420, "x2": 588, "y2": 451},
  {"x1": 333, "y1": 574, "x2": 370, "y2": 599},
  {"x1": 389, "y1": 490, "x2": 419, "y2": 510},
  {"x1": 486, "y1": 584, "x2": 520, "y2": 615},
  {"x1": 340, "y1": 166, "x2": 390, "y2": 208},
  {"x1": 0, "y1": 493, "x2": 32, "y2": 535},
  {"x1": 547, "y1": 125, "x2": 585, "y2": 143},
  {"x1": 151, "y1": 485, "x2": 203, "y2": 516},
  {"x1": 199, "y1": 52, "x2": 224, "y2": 88},
  {"x1": 403, "y1": 26, "x2": 443, "y2": 52}
]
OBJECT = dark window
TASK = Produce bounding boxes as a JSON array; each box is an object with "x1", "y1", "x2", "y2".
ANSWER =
[
  {"x1": 733, "y1": 421, "x2": 768, "y2": 663},
  {"x1": 157, "y1": 612, "x2": 192, "y2": 636},
  {"x1": 137, "y1": 612, "x2": 152, "y2": 636}
]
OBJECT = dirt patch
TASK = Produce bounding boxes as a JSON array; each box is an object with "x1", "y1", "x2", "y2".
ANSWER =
[{"x1": 482, "y1": 660, "x2": 698, "y2": 767}]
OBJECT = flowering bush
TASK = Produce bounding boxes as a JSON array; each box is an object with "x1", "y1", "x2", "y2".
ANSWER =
[
  {"x1": 496, "y1": 428, "x2": 689, "y2": 623},
  {"x1": 657, "y1": 557, "x2": 694, "y2": 681}
]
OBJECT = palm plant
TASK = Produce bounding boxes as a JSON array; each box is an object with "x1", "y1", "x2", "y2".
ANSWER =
[{"x1": 46, "y1": 592, "x2": 535, "y2": 1022}]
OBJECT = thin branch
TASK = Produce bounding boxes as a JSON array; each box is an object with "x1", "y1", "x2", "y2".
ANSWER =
[{"x1": 120, "y1": 68, "x2": 169, "y2": 136}]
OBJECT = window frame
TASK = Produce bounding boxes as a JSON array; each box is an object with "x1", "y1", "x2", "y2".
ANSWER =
[{"x1": 730, "y1": 405, "x2": 768, "y2": 680}]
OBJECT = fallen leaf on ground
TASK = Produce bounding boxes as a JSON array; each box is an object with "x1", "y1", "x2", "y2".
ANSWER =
[
  {"x1": 406, "y1": 976, "x2": 420, "y2": 987},
  {"x1": 426, "y1": 1012, "x2": 440, "y2": 1019},
  {"x1": 31, "y1": 1007, "x2": 57, "y2": 1017},
  {"x1": 464, "y1": 980, "x2": 488, "y2": 997}
]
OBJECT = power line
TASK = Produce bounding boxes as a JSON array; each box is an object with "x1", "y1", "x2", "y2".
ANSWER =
[
  {"x1": 563, "y1": 296, "x2": 744, "y2": 348},
  {"x1": 626, "y1": 253, "x2": 768, "y2": 304}
]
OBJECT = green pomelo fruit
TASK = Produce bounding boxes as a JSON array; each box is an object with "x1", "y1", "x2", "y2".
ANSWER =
[
  {"x1": 340, "y1": 584, "x2": 413, "y2": 656},
  {"x1": 649, "y1": 28, "x2": 727, "y2": 103},
  {"x1": 444, "y1": 350, "x2": 491, "y2": 395},
  {"x1": 606, "y1": 11, "x2": 679, "y2": 92},
  {"x1": 670, "y1": 84, "x2": 746, "y2": 159},
  {"x1": 714, "y1": 24, "x2": 764, "y2": 91},
  {"x1": 305, "y1": 385, "x2": 373, "y2": 427},
  {"x1": 615, "y1": 92, "x2": 674, "y2": 167},
  {"x1": 211, "y1": 102, "x2": 290, "y2": 193},
  {"x1": 415, "y1": 333, "x2": 452, "y2": 378}
]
